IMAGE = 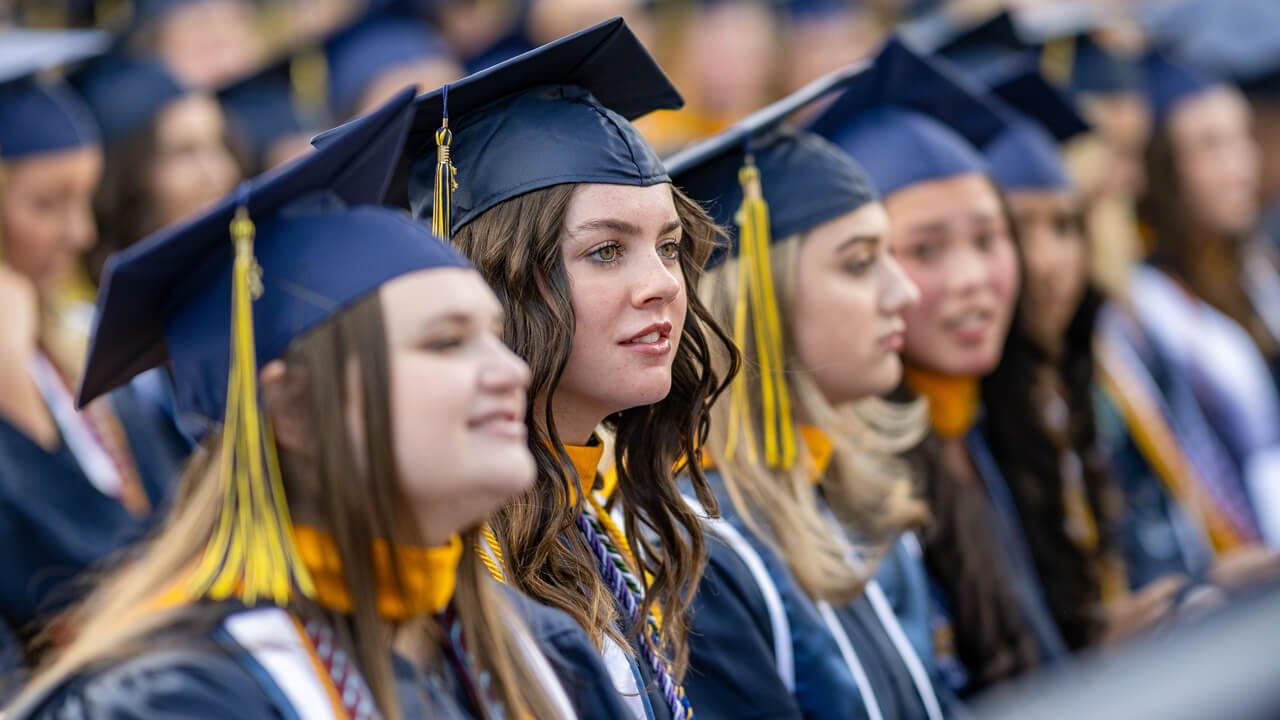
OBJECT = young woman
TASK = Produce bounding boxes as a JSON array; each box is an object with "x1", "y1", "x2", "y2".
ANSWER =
[
  {"x1": 1127, "y1": 50, "x2": 1280, "y2": 551},
  {"x1": 398, "y1": 19, "x2": 736, "y2": 720},
  {"x1": 812, "y1": 38, "x2": 1070, "y2": 695},
  {"x1": 0, "y1": 32, "x2": 187, "y2": 659},
  {"x1": 667, "y1": 58, "x2": 954, "y2": 720},
  {"x1": 71, "y1": 54, "x2": 241, "y2": 289},
  {"x1": 6, "y1": 88, "x2": 594, "y2": 720}
]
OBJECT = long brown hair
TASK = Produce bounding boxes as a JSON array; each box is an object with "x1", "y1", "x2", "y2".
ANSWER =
[
  {"x1": 451, "y1": 182, "x2": 737, "y2": 677},
  {"x1": 10, "y1": 291, "x2": 563, "y2": 719},
  {"x1": 699, "y1": 233, "x2": 927, "y2": 603},
  {"x1": 1138, "y1": 118, "x2": 1278, "y2": 358}
]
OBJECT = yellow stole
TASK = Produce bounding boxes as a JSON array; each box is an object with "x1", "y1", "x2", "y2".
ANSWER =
[{"x1": 904, "y1": 367, "x2": 980, "y2": 438}]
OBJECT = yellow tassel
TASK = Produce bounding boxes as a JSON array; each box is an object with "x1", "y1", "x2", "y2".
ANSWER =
[
  {"x1": 727, "y1": 155, "x2": 796, "y2": 469},
  {"x1": 478, "y1": 524, "x2": 506, "y2": 582},
  {"x1": 1040, "y1": 36, "x2": 1077, "y2": 89},
  {"x1": 432, "y1": 89, "x2": 458, "y2": 240},
  {"x1": 187, "y1": 205, "x2": 316, "y2": 606}
]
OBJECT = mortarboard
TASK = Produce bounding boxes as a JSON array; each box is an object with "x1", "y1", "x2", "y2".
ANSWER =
[
  {"x1": 218, "y1": 51, "x2": 329, "y2": 170},
  {"x1": 0, "y1": 28, "x2": 106, "y2": 160},
  {"x1": 69, "y1": 53, "x2": 186, "y2": 146},
  {"x1": 334, "y1": 17, "x2": 683, "y2": 239},
  {"x1": 808, "y1": 36, "x2": 1007, "y2": 199},
  {"x1": 1142, "y1": 49, "x2": 1222, "y2": 128},
  {"x1": 324, "y1": 13, "x2": 454, "y2": 121},
  {"x1": 1143, "y1": 0, "x2": 1280, "y2": 99},
  {"x1": 982, "y1": 64, "x2": 1089, "y2": 192},
  {"x1": 1018, "y1": 5, "x2": 1144, "y2": 96},
  {"x1": 665, "y1": 65, "x2": 876, "y2": 469},
  {"x1": 79, "y1": 86, "x2": 469, "y2": 607}
]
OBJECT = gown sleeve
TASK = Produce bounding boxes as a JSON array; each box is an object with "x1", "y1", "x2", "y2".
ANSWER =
[
  {"x1": 16, "y1": 649, "x2": 286, "y2": 720},
  {"x1": 503, "y1": 586, "x2": 632, "y2": 719},
  {"x1": 683, "y1": 535, "x2": 804, "y2": 720}
]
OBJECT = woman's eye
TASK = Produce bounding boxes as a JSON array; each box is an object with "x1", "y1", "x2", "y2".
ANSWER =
[
  {"x1": 844, "y1": 255, "x2": 876, "y2": 276},
  {"x1": 591, "y1": 243, "x2": 621, "y2": 263},
  {"x1": 658, "y1": 241, "x2": 681, "y2": 261},
  {"x1": 422, "y1": 335, "x2": 466, "y2": 352}
]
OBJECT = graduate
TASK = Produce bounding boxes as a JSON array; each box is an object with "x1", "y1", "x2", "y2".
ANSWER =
[
  {"x1": 810, "y1": 35, "x2": 1070, "y2": 695},
  {"x1": 386, "y1": 17, "x2": 739, "y2": 720},
  {"x1": 70, "y1": 52, "x2": 241, "y2": 287},
  {"x1": 1124, "y1": 49, "x2": 1280, "y2": 552},
  {"x1": 665, "y1": 57, "x2": 957, "y2": 720},
  {"x1": 218, "y1": 52, "x2": 328, "y2": 174},
  {"x1": 5, "y1": 87, "x2": 590, "y2": 720},
  {"x1": 0, "y1": 29, "x2": 188, "y2": 658}
]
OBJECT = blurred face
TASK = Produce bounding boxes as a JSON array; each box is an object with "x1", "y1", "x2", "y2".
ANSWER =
[
  {"x1": 791, "y1": 202, "x2": 919, "y2": 404},
  {"x1": 684, "y1": 2, "x2": 777, "y2": 117},
  {"x1": 555, "y1": 182, "x2": 687, "y2": 442},
  {"x1": 154, "y1": 0, "x2": 265, "y2": 89},
  {"x1": 0, "y1": 146, "x2": 102, "y2": 296},
  {"x1": 379, "y1": 268, "x2": 533, "y2": 544},
  {"x1": 886, "y1": 174, "x2": 1020, "y2": 378},
  {"x1": 353, "y1": 58, "x2": 465, "y2": 120},
  {"x1": 1008, "y1": 190, "x2": 1088, "y2": 355},
  {"x1": 1080, "y1": 93, "x2": 1152, "y2": 200},
  {"x1": 1169, "y1": 87, "x2": 1261, "y2": 236},
  {"x1": 149, "y1": 95, "x2": 241, "y2": 229}
]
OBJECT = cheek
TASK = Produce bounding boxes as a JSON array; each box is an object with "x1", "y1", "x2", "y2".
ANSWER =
[
  {"x1": 1, "y1": 198, "x2": 60, "y2": 274},
  {"x1": 988, "y1": 242, "x2": 1022, "y2": 313},
  {"x1": 389, "y1": 358, "x2": 472, "y2": 480}
]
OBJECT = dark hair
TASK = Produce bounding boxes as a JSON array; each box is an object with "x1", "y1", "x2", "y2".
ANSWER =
[{"x1": 451, "y1": 181, "x2": 737, "y2": 676}]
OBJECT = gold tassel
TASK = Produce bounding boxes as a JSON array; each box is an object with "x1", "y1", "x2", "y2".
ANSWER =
[
  {"x1": 1041, "y1": 36, "x2": 1077, "y2": 89},
  {"x1": 187, "y1": 205, "x2": 315, "y2": 606},
  {"x1": 432, "y1": 85, "x2": 458, "y2": 239},
  {"x1": 725, "y1": 154, "x2": 796, "y2": 469}
]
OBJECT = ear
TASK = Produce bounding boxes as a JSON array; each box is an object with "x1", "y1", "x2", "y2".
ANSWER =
[{"x1": 260, "y1": 359, "x2": 309, "y2": 454}]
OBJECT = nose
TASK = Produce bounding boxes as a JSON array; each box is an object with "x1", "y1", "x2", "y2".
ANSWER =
[
  {"x1": 946, "y1": 243, "x2": 991, "y2": 298},
  {"x1": 479, "y1": 333, "x2": 532, "y2": 395},
  {"x1": 631, "y1": 248, "x2": 683, "y2": 308},
  {"x1": 880, "y1": 254, "x2": 920, "y2": 314}
]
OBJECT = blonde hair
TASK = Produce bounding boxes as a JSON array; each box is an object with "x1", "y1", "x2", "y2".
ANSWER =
[
  {"x1": 699, "y1": 233, "x2": 928, "y2": 602},
  {"x1": 9, "y1": 292, "x2": 565, "y2": 720}
]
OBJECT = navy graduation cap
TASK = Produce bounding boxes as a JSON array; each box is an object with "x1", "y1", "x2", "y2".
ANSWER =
[
  {"x1": 69, "y1": 54, "x2": 186, "y2": 146},
  {"x1": 664, "y1": 67, "x2": 875, "y2": 470},
  {"x1": 380, "y1": 16, "x2": 681, "y2": 239},
  {"x1": 982, "y1": 62, "x2": 1089, "y2": 192},
  {"x1": 325, "y1": 12, "x2": 454, "y2": 121},
  {"x1": 78, "y1": 86, "x2": 469, "y2": 607},
  {"x1": 808, "y1": 36, "x2": 1007, "y2": 199},
  {"x1": 1018, "y1": 6, "x2": 1145, "y2": 96},
  {"x1": 1143, "y1": 0, "x2": 1280, "y2": 98},
  {"x1": 1142, "y1": 49, "x2": 1222, "y2": 128},
  {"x1": 0, "y1": 29, "x2": 106, "y2": 160},
  {"x1": 919, "y1": 10, "x2": 1032, "y2": 81},
  {"x1": 218, "y1": 52, "x2": 328, "y2": 171},
  {"x1": 666, "y1": 64, "x2": 877, "y2": 267}
]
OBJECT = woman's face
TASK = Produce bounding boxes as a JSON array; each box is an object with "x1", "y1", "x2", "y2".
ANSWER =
[
  {"x1": 886, "y1": 173, "x2": 1020, "y2": 378},
  {"x1": 791, "y1": 202, "x2": 919, "y2": 405},
  {"x1": 0, "y1": 146, "x2": 102, "y2": 296},
  {"x1": 1169, "y1": 86, "x2": 1261, "y2": 237},
  {"x1": 154, "y1": 0, "x2": 265, "y2": 90},
  {"x1": 379, "y1": 268, "x2": 533, "y2": 544},
  {"x1": 1007, "y1": 189, "x2": 1088, "y2": 355},
  {"x1": 555, "y1": 182, "x2": 687, "y2": 441},
  {"x1": 149, "y1": 95, "x2": 241, "y2": 229}
]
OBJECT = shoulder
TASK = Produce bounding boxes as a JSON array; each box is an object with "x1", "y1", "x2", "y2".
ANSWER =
[{"x1": 14, "y1": 647, "x2": 284, "y2": 720}]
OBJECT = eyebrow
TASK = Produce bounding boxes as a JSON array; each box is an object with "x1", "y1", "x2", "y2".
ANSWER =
[
  {"x1": 835, "y1": 234, "x2": 880, "y2": 253},
  {"x1": 571, "y1": 217, "x2": 682, "y2": 237}
]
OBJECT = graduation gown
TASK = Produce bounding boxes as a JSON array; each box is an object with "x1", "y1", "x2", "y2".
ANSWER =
[
  {"x1": 9, "y1": 602, "x2": 475, "y2": 720},
  {"x1": 686, "y1": 470, "x2": 951, "y2": 720},
  {"x1": 0, "y1": 373, "x2": 189, "y2": 643},
  {"x1": 502, "y1": 585, "x2": 631, "y2": 719}
]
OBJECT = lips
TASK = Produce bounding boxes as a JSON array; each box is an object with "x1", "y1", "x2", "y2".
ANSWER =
[
  {"x1": 469, "y1": 406, "x2": 526, "y2": 439},
  {"x1": 621, "y1": 321, "x2": 672, "y2": 345},
  {"x1": 943, "y1": 308, "x2": 995, "y2": 344}
]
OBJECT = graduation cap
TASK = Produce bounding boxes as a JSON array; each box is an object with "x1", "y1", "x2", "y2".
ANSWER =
[
  {"x1": 665, "y1": 65, "x2": 875, "y2": 469},
  {"x1": 218, "y1": 51, "x2": 329, "y2": 171},
  {"x1": 1017, "y1": 5, "x2": 1144, "y2": 96},
  {"x1": 922, "y1": 10, "x2": 1032, "y2": 81},
  {"x1": 982, "y1": 64, "x2": 1089, "y2": 192},
  {"x1": 808, "y1": 36, "x2": 1007, "y2": 199},
  {"x1": 0, "y1": 29, "x2": 106, "y2": 160},
  {"x1": 1142, "y1": 49, "x2": 1222, "y2": 128},
  {"x1": 343, "y1": 16, "x2": 683, "y2": 239},
  {"x1": 1143, "y1": 0, "x2": 1280, "y2": 99},
  {"x1": 69, "y1": 53, "x2": 186, "y2": 146},
  {"x1": 79, "y1": 87, "x2": 469, "y2": 606},
  {"x1": 324, "y1": 13, "x2": 454, "y2": 121}
]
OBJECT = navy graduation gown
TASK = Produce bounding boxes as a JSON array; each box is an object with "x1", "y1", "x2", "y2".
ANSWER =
[
  {"x1": 11, "y1": 604, "x2": 475, "y2": 720},
  {"x1": 0, "y1": 375, "x2": 189, "y2": 643},
  {"x1": 683, "y1": 471, "x2": 878, "y2": 720},
  {"x1": 503, "y1": 585, "x2": 631, "y2": 719}
]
